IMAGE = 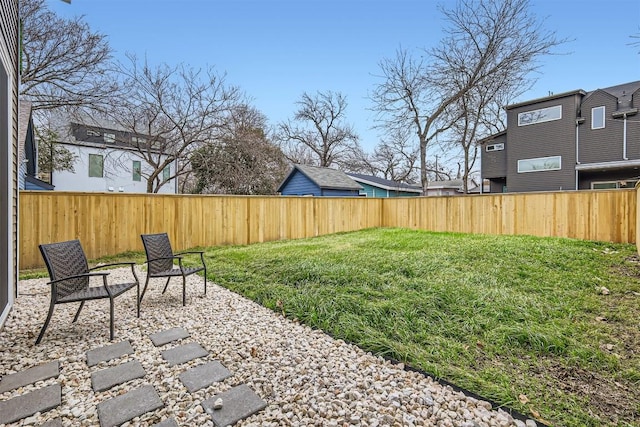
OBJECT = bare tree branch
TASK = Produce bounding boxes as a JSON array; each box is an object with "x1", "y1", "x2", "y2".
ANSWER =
[
  {"x1": 19, "y1": 0, "x2": 117, "y2": 114},
  {"x1": 371, "y1": 0, "x2": 564, "y2": 194},
  {"x1": 277, "y1": 91, "x2": 361, "y2": 168},
  {"x1": 98, "y1": 55, "x2": 242, "y2": 193}
]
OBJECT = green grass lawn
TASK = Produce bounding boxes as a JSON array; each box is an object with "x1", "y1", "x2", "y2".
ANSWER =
[
  {"x1": 19, "y1": 228, "x2": 640, "y2": 426},
  {"x1": 201, "y1": 228, "x2": 640, "y2": 427}
]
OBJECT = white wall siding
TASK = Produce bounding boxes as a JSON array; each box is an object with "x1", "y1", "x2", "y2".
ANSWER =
[{"x1": 52, "y1": 144, "x2": 177, "y2": 194}]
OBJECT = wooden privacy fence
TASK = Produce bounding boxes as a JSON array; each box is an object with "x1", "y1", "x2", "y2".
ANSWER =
[{"x1": 19, "y1": 189, "x2": 637, "y2": 269}]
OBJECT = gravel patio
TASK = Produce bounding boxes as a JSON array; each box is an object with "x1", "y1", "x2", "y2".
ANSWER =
[{"x1": 0, "y1": 267, "x2": 536, "y2": 426}]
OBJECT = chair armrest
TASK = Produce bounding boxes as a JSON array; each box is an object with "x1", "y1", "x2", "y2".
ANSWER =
[
  {"x1": 175, "y1": 251, "x2": 205, "y2": 256},
  {"x1": 145, "y1": 255, "x2": 182, "y2": 264},
  {"x1": 48, "y1": 271, "x2": 109, "y2": 285},
  {"x1": 90, "y1": 262, "x2": 136, "y2": 270}
]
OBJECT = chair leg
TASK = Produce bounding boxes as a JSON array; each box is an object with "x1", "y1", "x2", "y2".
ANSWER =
[
  {"x1": 109, "y1": 297, "x2": 115, "y2": 341},
  {"x1": 136, "y1": 283, "x2": 140, "y2": 318},
  {"x1": 204, "y1": 266, "x2": 207, "y2": 296},
  {"x1": 162, "y1": 277, "x2": 171, "y2": 294},
  {"x1": 72, "y1": 301, "x2": 85, "y2": 323},
  {"x1": 182, "y1": 275, "x2": 186, "y2": 306},
  {"x1": 35, "y1": 300, "x2": 56, "y2": 345},
  {"x1": 140, "y1": 275, "x2": 151, "y2": 303}
]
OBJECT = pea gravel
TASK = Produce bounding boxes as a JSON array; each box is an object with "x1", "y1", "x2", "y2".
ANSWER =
[{"x1": 0, "y1": 267, "x2": 538, "y2": 427}]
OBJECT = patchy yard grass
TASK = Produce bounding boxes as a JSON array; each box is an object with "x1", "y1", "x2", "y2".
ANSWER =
[{"x1": 201, "y1": 228, "x2": 640, "y2": 427}]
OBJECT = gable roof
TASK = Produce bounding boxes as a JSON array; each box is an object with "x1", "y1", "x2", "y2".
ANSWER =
[
  {"x1": 278, "y1": 164, "x2": 362, "y2": 192},
  {"x1": 346, "y1": 172, "x2": 421, "y2": 193},
  {"x1": 594, "y1": 80, "x2": 640, "y2": 100}
]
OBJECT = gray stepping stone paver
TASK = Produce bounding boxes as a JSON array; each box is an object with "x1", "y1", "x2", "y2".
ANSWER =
[
  {"x1": 86, "y1": 340, "x2": 134, "y2": 367},
  {"x1": 0, "y1": 383, "x2": 61, "y2": 424},
  {"x1": 149, "y1": 327, "x2": 190, "y2": 347},
  {"x1": 201, "y1": 384, "x2": 267, "y2": 427},
  {"x1": 179, "y1": 361, "x2": 232, "y2": 392},
  {"x1": 161, "y1": 342, "x2": 208, "y2": 366},
  {"x1": 91, "y1": 360, "x2": 146, "y2": 392},
  {"x1": 152, "y1": 417, "x2": 179, "y2": 427},
  {"x1": 41, "y1": 418, "x2": 63, "y2": 427},
  {"x1": 0, "y1": 361, "x2": 59, "y2": 393},
  {"x1": 96, "y1": 384, "x2": 163, "y2": 427}
]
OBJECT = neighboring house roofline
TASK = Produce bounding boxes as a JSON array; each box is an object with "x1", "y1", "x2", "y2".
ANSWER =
[
  {"x1": 277, "y1": 164, "x2": 362, "y2": 192},
  {"x1": 18, "y1": 100, "x2": 32, "y2": 163},
  {"x1": 506, "y1": 89, "x2": 587, "y2": 110},
  {"x1": 575, "y1": 159, "x2": 640, "y2": 172},
  {"x1": 477, "y1": 130, "x2": 507, "y2": 145},
  {"x1": 54, "y1": 138, "x2": 170, "y2": 156},
  {"x1": 427, "y1": 179, "x2": 464, "y2": 190},
  {"x1": 346, "y1": 172, "x2": 421, "y2": 193},
  {"x1": 25, "y1": 175, "x2": 54, "y2": 190}
]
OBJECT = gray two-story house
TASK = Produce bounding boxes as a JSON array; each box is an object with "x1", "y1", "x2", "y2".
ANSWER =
[{"x1": 481, "y1": 81, "x2": 640, "y2": 193}]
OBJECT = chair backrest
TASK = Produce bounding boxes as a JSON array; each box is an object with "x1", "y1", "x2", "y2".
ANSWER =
[
  {"x1": 39, "y1": 240, "x2": 90, "y2": 299},
  {"x1": 141, "y1": 233, "x2": 174, "y2": 274}
]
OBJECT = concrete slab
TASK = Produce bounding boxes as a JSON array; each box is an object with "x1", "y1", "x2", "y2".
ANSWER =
[
  {"x1": 152, "y1": 417, "x2": 179, "y2": 427},
  {"x1": 0, "y1": 361, "x2": 59, "y2": 393},
  {"x1": 0, "y1": 383, "x2": 61, "y2": 424},
  {"x1": 161, "y1": 343, "x2": 208, "y2": 367},
  {"x1": 91, "y1": 360, "x2": 146, "y2": 392},
  {"x1": 96, "y1": 384, "x2": 163, "y2": 427},
  {"x1": 86, "y1": 340, "x2": 134, "y2": 367},
  {"x1": 41, "y1": 418, "x2": 63, "y2": 427},
  {"x1": 201, "y1": 384, "x2": 267, "y2": 427},
  {"x1": 149, "y1": 327, "x2": 190, "y2": 347},
  {"x1": 179, "y1": 361, "x2": 232, "y2": 393}
]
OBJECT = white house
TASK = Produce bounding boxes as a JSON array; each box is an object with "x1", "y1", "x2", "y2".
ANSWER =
[{"x1": 51, "y1": 120, "x2": 178, "y2": 194}]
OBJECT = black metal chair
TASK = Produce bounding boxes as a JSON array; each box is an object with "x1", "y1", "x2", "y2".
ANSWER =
[
  {"x1": 36, "y1": 240, "x2": 140, "y2": 345},
  {"x1": 140, "y1": 233, "x2": 207, "y2": 306}
]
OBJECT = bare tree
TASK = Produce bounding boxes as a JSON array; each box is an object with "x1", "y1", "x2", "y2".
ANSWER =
[
  {"x1": 35, "y1": 127, "x2": 76, "y2": 183},
  {"x1": 19, "y1": 0, "x2": 117, "y2": 113},
  {"x1": 277, "y1": 91, "x2": 361, "y2": 168},
  {"x1": 371, "y1": 0, "x2": 563, "y2": 194},
  {"x1": 449, "y1": 80, "x2": 528, "y2": 192},
  {"x1": 103, "y1": 55, "x2": 242, "y2": 193},
  {"x1": 189, "y1": 105, "x2": 289, "y2": 194},
  {"x1": 362, "y1": 129, "x2": 420, "y2": 183}
]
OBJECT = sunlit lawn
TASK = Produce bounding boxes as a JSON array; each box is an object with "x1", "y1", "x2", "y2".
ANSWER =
[
  {"x1": 19, "y1": 228, "x2": 640, "y2": 426},
  {"x1": 201, "y1": 228, "x2": 640, "y2": 427}
]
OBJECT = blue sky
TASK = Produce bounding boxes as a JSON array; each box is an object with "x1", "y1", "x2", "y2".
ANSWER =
[{"x1": 50, "y1": 0, "x2": 640, "y2": 152}]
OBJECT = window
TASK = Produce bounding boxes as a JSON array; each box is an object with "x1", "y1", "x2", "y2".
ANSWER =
[
  {"x1": 591, "y1": 180, "x2": 637, "y2": 189},
  {"x1": 517, "y1": 105, "x2": 562, "y2": 126},
  {"x1": 162, "y1": 165, "x2": 170, "y2": 182},
  {"x1": 132, "y1": 136, "x2": 147, "y2": 144},
  {"x1": 87, "y1": 129, "x2": 100, "y2": 137},
  {"x1": 592, "y1": 106, "x2": 605, "y2": 129},
  {"x1": 486, "y1": 143, "x2": 504, "y2": 152},
  {"x1": 103, "y1": 133, "x2": 115, "y2": 143},
  {"x1": 88, "y1": 154, "x2": 104, "y2": 177},
  {"x1": 132, "y1": 160, "x2": 141, "y2": 182},
  {"x1": 517, "y1": 156, "x2": 561, "y2": 173}
]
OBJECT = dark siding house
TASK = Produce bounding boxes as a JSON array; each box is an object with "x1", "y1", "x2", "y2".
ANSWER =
[
  {"x1": 346, "y1": 173, "x2": 421, "y2": 197},
  {"x1": 0, "y1": 0, "x2": 19, "y2": 328},
  {"x1": 278, "y1": 164, "x2": 362, "y2": 196},
  {"x1": 481, "y1": 81, "x2": 640, "y2": 192},
  {"x1": 18, "y1": 101, "x2": 54, "y2": 191}
]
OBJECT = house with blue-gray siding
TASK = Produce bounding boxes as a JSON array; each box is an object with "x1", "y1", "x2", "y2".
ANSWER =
[{"x1": 278, "y1": 164, "x2": 362, "y2": 196}]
